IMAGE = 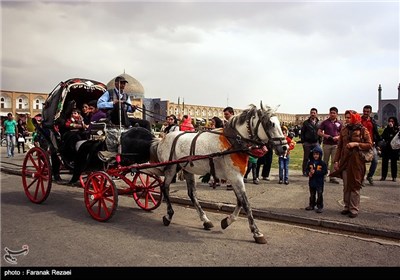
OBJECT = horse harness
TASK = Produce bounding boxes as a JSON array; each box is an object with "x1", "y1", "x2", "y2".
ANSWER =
[{"x1": 165, "y1": 122, "x2": 272, "y2": 182}]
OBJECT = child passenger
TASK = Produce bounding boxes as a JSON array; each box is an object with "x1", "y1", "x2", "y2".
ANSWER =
[
  {"x1": 305, "y1": 146, "x2": 328, "y2": 213},
  {"x1": 65, "y1": 109, "x2": 88, "y2": 130}
]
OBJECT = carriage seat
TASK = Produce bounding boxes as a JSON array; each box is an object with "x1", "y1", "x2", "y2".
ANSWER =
[{"x1": 89, "y1": 121, "x2": 107, "y2": 140}]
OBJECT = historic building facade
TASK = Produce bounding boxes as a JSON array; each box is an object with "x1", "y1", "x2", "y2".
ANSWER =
[{"x1": 2, "y1": 72, "x2": 397, "y2": 128}]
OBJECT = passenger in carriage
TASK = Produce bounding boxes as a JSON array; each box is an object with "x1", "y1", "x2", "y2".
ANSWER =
[
  {"x1": 81, "y1": 103, "x2": 92, "y2": 126},
  {"x1": 86, "y1": 100, "x2": 107, "y2": 136},
  {"x1": 97, "y1": 76, "x2": 151, "y2": 131},
  {"x1": 65, "y1": 109, "x2": 88, "y2": 131},
  {"x1": 88, "y1": 100, "x2": 107, "y2": 124},
  {"x1": 60, "y1": 109, "x2": 89, "y2": 165}
]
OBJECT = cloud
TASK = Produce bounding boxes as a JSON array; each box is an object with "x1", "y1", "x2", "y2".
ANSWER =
[{"x1": 1, "y1": 1, "x2": 398, "y2": 114}]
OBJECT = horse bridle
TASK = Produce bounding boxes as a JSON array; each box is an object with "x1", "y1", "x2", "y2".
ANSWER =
[
  {"x1": 229, "y1": 110, "x2": 287, "y2": 149},
  {"x1": 254, "y1": 110, "x2": 287, "y2": 147}
]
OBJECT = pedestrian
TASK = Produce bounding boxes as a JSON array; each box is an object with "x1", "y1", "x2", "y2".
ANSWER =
[
  {"x1": 207, "y1": 116, "x2": 224, "y2": 188},
  {"x1": 278, "y1": 126, "x2": 296, "y2": 185},
  {"x1": 223, "y1": 106, "x2": 235, "y2": 190},
  {"x1": 305, "y1": 145, "x2": 328, "y2": 213},
  {"x1": 330, "y1": 110, "x2": 372, "y2": 218},
  {"x1": 317, "y1": 106, "x2": 342, "y2": 184},
  {"x1": 3, "y1": 112, "x2": 18, "y2": 158},
  {"x1": 300, "y1": 108, "x2": 321, "y2": 177},
  {"x1": 223, "y1": 106, "x2": 235, "y2": 124},
  {"x1": 16, "y1": 118, "x2": 28, "y2": 153},
  {"x1": 162, "y1": 115, "x2": 180, "y2": 136},
  {"x1": 162, "y1": 115, "x2": 180, "y2": 183},
  {"x1": 361, "y1": 105, "x2": 381, "y2": 185},
  {"x1": 180, "y1": 115, "x2": 195, "y2": 132},
  {"x1": 379, "y1": 117, "x2": 399, "y2": 182},
  {"x1": 243, "y1": 155, "x2": 259, "y2": 184},
  {"x1": 256, "y1": 142, "x2": 273, "y2": 181},
  {"x1": 209, "y1": 116, "x2": 224, "y2": 129}
]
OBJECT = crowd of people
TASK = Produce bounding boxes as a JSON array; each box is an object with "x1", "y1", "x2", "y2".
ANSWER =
[
  {"x1": 300, "y1": 105, "x2": 399, "y2": 218},
  {"x1": 2, "y1": 96, "x2": 399, "y2": 218}
]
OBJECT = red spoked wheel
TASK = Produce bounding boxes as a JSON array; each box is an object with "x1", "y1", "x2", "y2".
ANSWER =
[
  {"x1": 21, "y1": 147, "x2": 52, "y2": 204},
  {"x1": 132, "y1": 172, "x2": 163, "y2": 211},
  {"x1": 84, "y1": 171, "x2": 118, "y2": 222}
]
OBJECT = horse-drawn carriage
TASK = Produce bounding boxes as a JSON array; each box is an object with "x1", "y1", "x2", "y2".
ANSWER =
[
  {"x1": 22, "y1": 78, "x2": 289, "y2": 243},
  {"x1": 21, "y1": 78, "x2": 164, "y2": 222}
]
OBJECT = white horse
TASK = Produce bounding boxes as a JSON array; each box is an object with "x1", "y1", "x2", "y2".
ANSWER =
[{"x1": 149, "y1": 102, "x2": 288, "y2": 244}]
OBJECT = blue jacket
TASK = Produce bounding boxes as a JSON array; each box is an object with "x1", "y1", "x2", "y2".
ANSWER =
[{"x1": 306, "y1": 145, "x2": 328, "y2": 189}]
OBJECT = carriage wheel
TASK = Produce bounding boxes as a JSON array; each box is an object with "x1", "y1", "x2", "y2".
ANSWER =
[
  {"x1": 84, "y1": 171, "x2": 118, "y2": 222},
  {"x1": 132, "y1": 172, "x2": 163, "y2": 211},
  {"x1": 21, "y1": 147, "x2": 52, "y2": 204}
]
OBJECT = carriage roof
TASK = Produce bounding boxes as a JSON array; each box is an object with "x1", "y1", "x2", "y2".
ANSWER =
[{"x1": 41, "y1": 78, "x2": 107, "y2": 127}]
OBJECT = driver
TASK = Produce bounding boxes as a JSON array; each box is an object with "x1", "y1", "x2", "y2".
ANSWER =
[{"x1": 97, "y1": 76, "x2": 150, "y2": 131}]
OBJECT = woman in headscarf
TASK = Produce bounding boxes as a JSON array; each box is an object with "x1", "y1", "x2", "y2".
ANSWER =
[{"x1": 330, "y1": 110, "x2": 372, "y2": 218}]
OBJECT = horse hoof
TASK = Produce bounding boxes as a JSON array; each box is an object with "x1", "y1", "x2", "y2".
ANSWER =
[
  {"x1": 254, "y1": 236, "x2": 267, "y2": 244},
  {"x1": 221, "y1": 217, "x2": 229, "y2": 230},
  {"x1": 203, "y1": 221, "x2": 214, "y2": 230},
  {"x1": 162, "y1": 216, "x2": 171, "y2": 226}
]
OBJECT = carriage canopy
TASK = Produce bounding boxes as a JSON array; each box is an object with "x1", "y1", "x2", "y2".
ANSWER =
[{"x1": 41, "y1": 78, "x2": 107, "y2": 127}]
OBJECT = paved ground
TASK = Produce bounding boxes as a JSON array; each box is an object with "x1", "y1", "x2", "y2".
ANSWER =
[{"x1": 1, "y1": 147, "x2": 399, "y2": 240}]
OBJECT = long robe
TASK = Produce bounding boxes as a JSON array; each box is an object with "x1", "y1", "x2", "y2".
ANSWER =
[{"x1": 330, "y1": 124, "x2": 373, "y2": 190}]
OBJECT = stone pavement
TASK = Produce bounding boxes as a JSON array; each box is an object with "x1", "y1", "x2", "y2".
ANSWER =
[{"x1": 1, "y1": 147, "x2": 399, "y2": 240}]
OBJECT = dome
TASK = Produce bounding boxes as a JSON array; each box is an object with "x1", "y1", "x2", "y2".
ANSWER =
[{"x1": 107, "y1": 73, "x2": 145, "y2": 99}]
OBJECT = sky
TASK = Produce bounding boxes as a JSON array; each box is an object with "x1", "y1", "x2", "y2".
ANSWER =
[{"x1": 1, "y1": 0, "x2": 399, "y2": 114}]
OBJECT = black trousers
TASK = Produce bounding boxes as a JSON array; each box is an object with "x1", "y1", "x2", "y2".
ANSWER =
[
  {"x1": 108, "y1": 106, "x2": 151, "y2": 131},
  {"x1": 309, "y1": 187, "x2": 324, "y2": 209},
  {"x1": 256, "y1": 148, "x2": 273, "y2": 178}
]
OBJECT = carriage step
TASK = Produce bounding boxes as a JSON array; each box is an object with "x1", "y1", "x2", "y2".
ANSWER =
[{"x1": 98, "y1": 151, "x2": 117, "y2": 162}]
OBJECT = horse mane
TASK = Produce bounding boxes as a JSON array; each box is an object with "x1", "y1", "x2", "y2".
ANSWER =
[{"x1": 235, "y1": 103, "x2": 275, "y2": 125}]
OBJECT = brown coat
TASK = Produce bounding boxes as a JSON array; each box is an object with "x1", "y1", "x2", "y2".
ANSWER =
[{"x1": 330, "y1": 124, "x2": 373, "y2": 190}]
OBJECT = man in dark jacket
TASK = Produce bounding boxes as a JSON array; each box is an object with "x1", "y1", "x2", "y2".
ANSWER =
[
  {"x1": 361, "y1": 105, "x2": 381, "y2": 185},
  {"x1": 300, "y1": 108, "x2": 321, "y2": 176}
]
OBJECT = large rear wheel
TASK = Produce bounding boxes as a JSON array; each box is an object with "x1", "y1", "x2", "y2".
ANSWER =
[
  {"x1": 21, "y1": 147, "x2": 52, "y2": 203},
  {"x1": 84, "y1": 171, "x2": 118, "y2": 222},
  {"x1": 132, "y1": 172, "x2": 163, "y2": 211}
]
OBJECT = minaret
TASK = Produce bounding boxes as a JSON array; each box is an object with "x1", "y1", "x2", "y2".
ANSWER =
[{"x1": 378, "y1": 84, "x2": 382, "y2": 101}]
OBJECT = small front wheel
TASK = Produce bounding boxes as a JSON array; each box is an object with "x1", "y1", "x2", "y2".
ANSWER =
[
  {"x1": 21, "y1": 147, "x2": 52, "y2": 203},
  {"x1": 132, "y1": 172, "x2": 163, "y2": 211},
  {"x1": 84, "y1": 171, "x2": 118, "y2": 222}
]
